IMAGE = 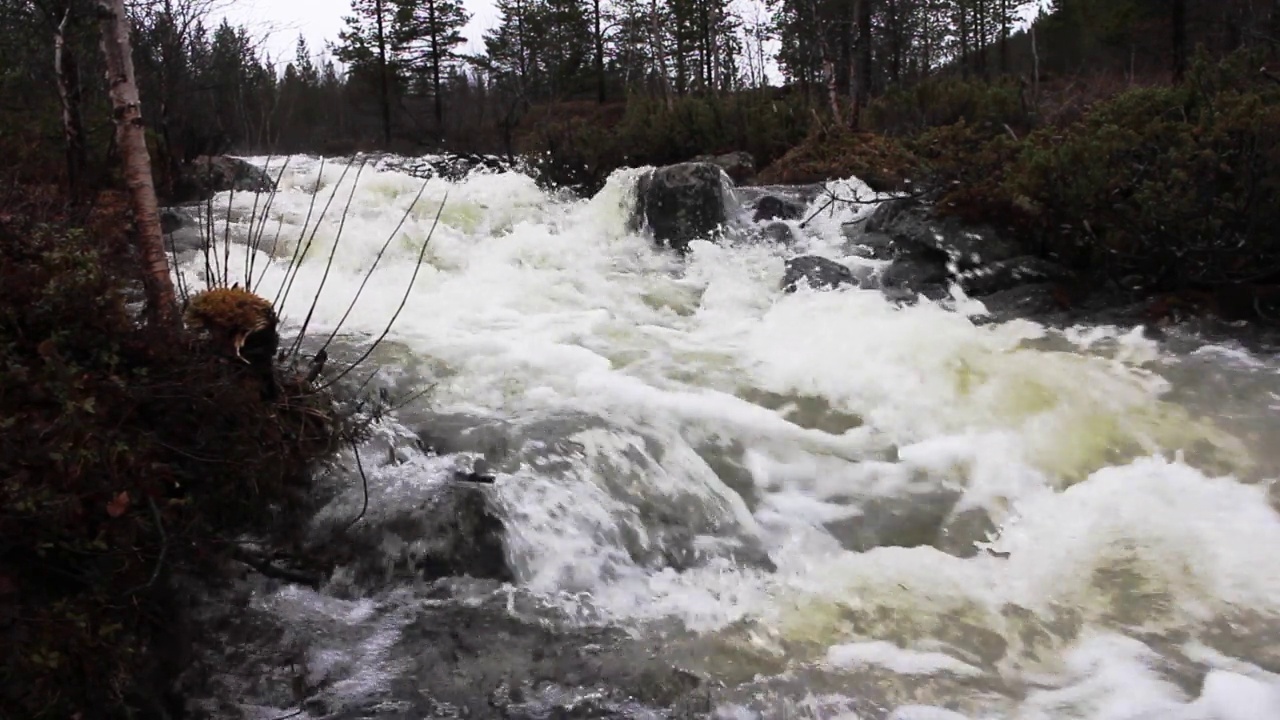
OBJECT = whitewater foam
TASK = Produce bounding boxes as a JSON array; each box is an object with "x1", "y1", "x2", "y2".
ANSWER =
[{"x1": 181, "y1": 154, "x2": 1280, "y2": 719}]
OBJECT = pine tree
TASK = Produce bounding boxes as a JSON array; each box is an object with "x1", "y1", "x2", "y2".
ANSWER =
[
  {"x1": 335, "y1": 0, "x2": 399, "y2": 144},
  {"x1": 392, "y1": 0, "x2": 470, "y2": 132}
]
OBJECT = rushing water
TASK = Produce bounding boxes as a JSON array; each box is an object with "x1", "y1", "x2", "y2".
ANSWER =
[{"x1": 177, "y1": 155, "x2": 1280, "y2": 719}]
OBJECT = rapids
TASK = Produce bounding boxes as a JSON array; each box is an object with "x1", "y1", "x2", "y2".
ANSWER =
[{"x1": 175, "y1": 155, "x2": 1280, "y2": 719}]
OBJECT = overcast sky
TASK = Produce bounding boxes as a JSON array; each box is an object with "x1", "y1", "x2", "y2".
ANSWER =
[
  {"x1": 217, "y1": 0, "x2": 501, "y2": 63},
  {"x1": 216, "y1": 0, "x2": 1051, "y2": 72}
]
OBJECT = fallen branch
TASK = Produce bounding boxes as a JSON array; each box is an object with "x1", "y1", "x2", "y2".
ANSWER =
[{"x1": 229, "y1": 547, "x2": 322, "y2": 588}]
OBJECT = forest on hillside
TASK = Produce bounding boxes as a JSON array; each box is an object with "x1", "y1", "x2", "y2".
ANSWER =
[{"x1": 2, "y1": 0, "x2": 1274, "y2": 191}]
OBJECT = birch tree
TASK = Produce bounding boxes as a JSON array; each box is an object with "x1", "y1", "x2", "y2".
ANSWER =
[{"x1": 96, "y1": 0, "x2": 177, "y2": 325}]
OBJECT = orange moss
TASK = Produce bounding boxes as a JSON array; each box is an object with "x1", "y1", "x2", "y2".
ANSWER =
[{"x1": 184, "y1": 285, "x2": 278, "y2": 362}]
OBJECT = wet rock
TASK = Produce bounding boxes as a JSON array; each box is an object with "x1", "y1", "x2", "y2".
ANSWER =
[
  {"x1": 371, "y1": 152, "x2": 518, "y2": 182},
  {"x1": 844, "y1": 230, "x2": 896, "y2": 260},
  {"x1": 824, "y1": 489, "x2": 962, "y2": 552},
  {"x1": 761, "y1": 221, "x2": 797, "y2": 244},
  {"x1": 695, "y1": 150, "x2": 756, "y2": 183},
  {"x1": 332, "y1": 481, "x2": 513, "y2": 586},
  {"x1": 633, "y1": 162, "x2": 731, "y2": 252},
  {"x1": 866, "y1": 197, "x2": 1021, "y2": 270},
  {"x1": 160, "y1": 207, "x2": 207, "y2": 255},
  {"x1": 172, "y1": 155, "x2": 276, "y2": 203},
  {"x1": 408, "y1": 483, "x2": 510, "y2": 582},
  {"x1": 934, "y1": 506, "x2": 998, "y2": 558},
  {"x1": 783, "y1": 255, "x2": 858, "y2": 292},
  {"x1": 753, "y1": 194, "x2": 806, "y2": 222},
  {"x1": 178, "y1": 577, "x2": 709, "y2": 720},
  {"x1": 972, "y1": 283, "x2": 1064, "y2": 324},
  {"x1": 879, "y1": 254, "x2": 949, "y2": 293},
  {"x1": 958, "y1": 256, "x2": 1073, "y2": 297}
]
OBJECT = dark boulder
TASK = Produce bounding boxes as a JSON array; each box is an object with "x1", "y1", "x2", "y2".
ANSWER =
[
  {"x1": 971, "y1": 283, "x2": 1065, "y2": 324},
  {"x1": 633, "y1": 162, "x2": 731, "y2": 252},
  {"x1": 753, "y1": 194, "x2": 806, "y2": 222},
  {"x1": 866, "y1": 197, "x2": 1021, "y2": 270},
  {"x1": 172, "y1": 155, "x2": 276, "y2": 203},
  {"x1": 783, "y1": 256, "x2": 858, "y2": 292},
  {"x1": 957, "y1": 256, "x2": 1073, "y2": 297},
  {"x1": 879, "y1": 254, "x2": 949, "y2": 293}
]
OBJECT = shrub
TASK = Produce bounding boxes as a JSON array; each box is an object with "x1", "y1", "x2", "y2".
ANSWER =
[
  {"x1": 864, "y1": 75, "x2": 1031, "y2": 138},
  {"x1": 522, "y1": 92, "x2": 811, "y2": 194},
  {"x1": 1003, "y1": 49, "x2": 1280, "y2": 286},
  {"x1": 0, "y1": 192, "x2": 340, "y2": 718}
]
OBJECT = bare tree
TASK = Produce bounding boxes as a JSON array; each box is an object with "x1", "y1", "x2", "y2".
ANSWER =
[
  {"x1": 97, "y1": 0, "x2": 178, "y2": 325},
  {"x1": 52, "y1": 2, "x2": 87, "y2": 200}
]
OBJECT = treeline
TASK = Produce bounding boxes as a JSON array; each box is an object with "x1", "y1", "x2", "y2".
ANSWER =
[{"x1": 2, "y1": 0, "x2": 1278, "y2": 200}]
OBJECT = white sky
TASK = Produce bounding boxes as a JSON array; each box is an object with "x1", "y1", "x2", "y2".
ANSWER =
[
  {"x1": 218, "y1": 0, "x2": 501, "y2": 63},
  {"x1": 217, "y1": 0, "x2": 1051, "y2": 73}
]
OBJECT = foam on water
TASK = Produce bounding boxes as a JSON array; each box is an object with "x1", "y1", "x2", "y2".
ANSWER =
[{"x1": 184, "y1": 155, "x2": 1280, "y2": 718}]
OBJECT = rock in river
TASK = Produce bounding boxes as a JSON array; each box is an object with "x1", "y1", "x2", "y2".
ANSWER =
[
  {"x1": 633, "y1": 162, "x2": 731, "y2": 252},
  {"x1": 783, "y1": 256, "x2": 858, "y2": 292}
]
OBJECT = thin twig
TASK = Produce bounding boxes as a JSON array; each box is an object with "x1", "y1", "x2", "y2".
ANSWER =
[
  {"x1": 317, "y1": 193, "x2": 448, "y2": 391},
  {"x1": 229, "y1": 547, "x2": 322, "y2": 588},
  {"x1": 285, "y1": 158, "x2": 368, "y2": 361},
  {"x1": 123, "y1": 497, "x2": 167, "y2": 596},
  {"x1": 241, "y1": 153, "x2": 273, "y2": 284},
  {"x1": 391, "y1": 382, "x2": 438, "y2": 412},
  {"x1": 265, "y1": 156, "x2": 326, "y2": 299},
  {"x1": 221, "y1": 184, "x2": 237, "y2": 288},
  {"x1": 319, "y1": 176, "x2": 433, "y2": 357},
  {"x1": 342, "y1": 437, "x2": 369, "y2": 534},
  {"x1": 274, "y1": 158, "x2": 355, "y2": 323},
  {"x1": 246, "y1": 156, "x2": 290, "y2": 286}
]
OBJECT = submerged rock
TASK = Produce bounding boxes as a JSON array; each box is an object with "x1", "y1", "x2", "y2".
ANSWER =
[
  {"x1": 633, "y1": 162, "x2": 731, "y2": 252},
  {"x1": 761, "y1": 220, "x2": 797, "y2": 244},
  {"x1": 823, "y1": 489, "x2": 963, "y2": 553},
  {"x1": 172, "y1": 155, "x2": 276, "y2": 203},
  {"x1": 753, "y1": 194, "x2": 806, "y2": 222},
  {"x1": 177, "y1": 576, "x2": 709, "y2": 720},
  {"x1": 783, "y1": 256, "x2": 858, "y2": 292},
  {"x1": 934, "y1": 505, "x2": 998, "y2": 558},
  {"x1": 328, "y1": 478, "x2": 514, "y2": 587}
]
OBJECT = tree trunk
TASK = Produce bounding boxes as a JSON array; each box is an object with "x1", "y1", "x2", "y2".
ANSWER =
[
  {"x1": 594, "y1": 0, "x2": 606, "y2": 103},
  {"x1": 54, "y1": 5, "x2": 87, "y2": 202},
  {"x1": 850, "y1": 0, "x2": 872, "y2": 128},
  {"x1": 1172, "y1": 0, "x2": 1187, "y2": 81},
  {"x1": 1000, "y1": 0, "x2": 1010, "y2": 74},
  {"x1": 375, "y1": 0, "x2": 393, "y2": 146},
  {"x1": 96, "y1": 0, "x2": 177, "y2": 327},
  {"x1": 429, "y1": 0, "x2": 444, "y2": 135}
]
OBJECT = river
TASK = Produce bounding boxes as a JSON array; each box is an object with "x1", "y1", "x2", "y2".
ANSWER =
[{"x1": 174, "y1": 155, "x2": 1280, "y2": 719}]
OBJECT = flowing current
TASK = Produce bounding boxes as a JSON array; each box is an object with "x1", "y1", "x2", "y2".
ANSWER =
[{"x1": 180, "y1": 156, "x2": 1280, "y2": 719}]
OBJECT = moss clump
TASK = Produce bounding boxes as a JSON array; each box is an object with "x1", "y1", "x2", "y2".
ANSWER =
[{"x1": 0, "y1": 192, "x2": 341, "y2": 718}]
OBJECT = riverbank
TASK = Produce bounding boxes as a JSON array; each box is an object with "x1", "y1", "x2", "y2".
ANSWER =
[{"x1": 0, "y1": 186, "x2": 346, "y2": 719}]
